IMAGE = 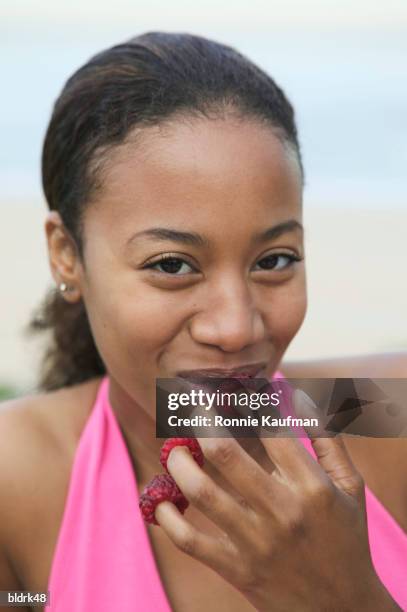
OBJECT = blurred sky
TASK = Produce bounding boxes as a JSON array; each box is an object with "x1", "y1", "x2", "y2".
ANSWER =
[{"x1": 1, "y1": 0, "x2": 407, "y2": 208}]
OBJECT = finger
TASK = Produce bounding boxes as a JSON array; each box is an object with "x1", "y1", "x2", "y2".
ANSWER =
[
  {"x1": 293, "y1": 388, "x2": 365, "y2": 500},
  {"x1": 230, "y1": 384, "x2": 323, "y2": 484},
  {"x1": 184, "y1": 388, "x2": 284, "y2": 515},
  {"x1": 194, "y1": 436, "x2": 282, "y2": 516},
  {"x1": 235, "y1": 390, "x2": 323, "y2": 482},
  {"x1": 167, "y1": 445, "x2": 261, "y2": 544},
  {"x1": 155, "y1": 500, "x2": 241, "y2": 581}
]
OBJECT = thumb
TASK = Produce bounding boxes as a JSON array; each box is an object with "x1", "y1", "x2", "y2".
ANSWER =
[{"x1": 293, "y1": 388, "x2": 365, "y2": 501}]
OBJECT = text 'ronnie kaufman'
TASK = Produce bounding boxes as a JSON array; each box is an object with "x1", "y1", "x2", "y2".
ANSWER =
[{"x1": 168, "y1": 415, "x2": 319, "y2": 428}]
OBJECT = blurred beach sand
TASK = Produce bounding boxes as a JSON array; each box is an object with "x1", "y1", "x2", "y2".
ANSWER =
[{"x1": 1, "y1": 200, "x2": 406, "y2": 391}]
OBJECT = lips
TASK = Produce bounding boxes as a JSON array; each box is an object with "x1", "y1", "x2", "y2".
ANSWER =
[
  {"x1": 176, "y1": 362, "x2": 267, "y2": 381},
  {"x1": 175, "y1": 364, "x2": 269, "y2": 398}
]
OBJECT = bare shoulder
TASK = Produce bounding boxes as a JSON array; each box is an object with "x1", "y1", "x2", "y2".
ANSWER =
[
  {"x1": 0, "y1": 377, "x2": 103, "y2": 590},
  {"x1": 280, "y1": 351, "x2": 407, "y2": 378},
  {"x1": 0, "y1": 376, "x2": 103, "y2": 465}
]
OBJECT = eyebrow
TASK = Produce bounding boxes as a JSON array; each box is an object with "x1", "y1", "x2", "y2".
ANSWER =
[{"x1": 126, "y1": 219, "x2": 303, "y2": 249}]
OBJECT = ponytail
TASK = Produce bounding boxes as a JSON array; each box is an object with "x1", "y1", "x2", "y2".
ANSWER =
[{"x1": 27, "y1": 287, "x2": 105, "y2": 391}]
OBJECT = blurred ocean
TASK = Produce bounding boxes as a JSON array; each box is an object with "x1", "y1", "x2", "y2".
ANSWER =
[{"x1": 1, "y1": 29, "x2": 406, "y2": 209}]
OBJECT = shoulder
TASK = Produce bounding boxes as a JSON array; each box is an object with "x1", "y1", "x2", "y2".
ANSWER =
[
  {"x1": 0, "y1": 376, "x2": 104, "y2": 466},
  {"x1": 280, "y1": 351, "x2": 407, "y2": 378},
  {"x1": 0, "y1": 377, "x2": 103, "y2": 587}
]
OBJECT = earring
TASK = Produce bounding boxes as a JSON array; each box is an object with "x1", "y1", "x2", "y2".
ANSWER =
[{"x1": 59, "y1": 282, "x2": 73, "y2": 293}]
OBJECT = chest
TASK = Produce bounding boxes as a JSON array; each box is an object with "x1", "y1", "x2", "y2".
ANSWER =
[
  {"x1": 14, "y1": 439, "x2": 407, "y2": 611},
  {"x1": 145, "y1": 518, "x2": 254, "y2": 612},
  {"x1": 13, "y1": 457, "x2": 252, "y2": 612},
  {"x1": 17, "y1": 502, "x2": 253, "y2": 612}
]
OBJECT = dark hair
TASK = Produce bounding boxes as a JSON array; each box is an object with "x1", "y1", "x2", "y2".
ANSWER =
[{"x1": 27, "y1": 31, "x2": 304, "y2": 391}]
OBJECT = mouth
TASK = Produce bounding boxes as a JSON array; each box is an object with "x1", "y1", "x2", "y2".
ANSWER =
[{"x1": 176, "y1": 362, "x2": 268, "y2": 383}]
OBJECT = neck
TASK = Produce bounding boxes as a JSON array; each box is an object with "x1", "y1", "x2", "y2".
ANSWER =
[{"x1": 108, "y1": 376, "x2": 165, "y2": 487}]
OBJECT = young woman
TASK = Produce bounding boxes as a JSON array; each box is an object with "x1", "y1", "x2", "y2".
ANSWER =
[{"x1": 0, "y1": 32, "x2": 406, "y2": 611}]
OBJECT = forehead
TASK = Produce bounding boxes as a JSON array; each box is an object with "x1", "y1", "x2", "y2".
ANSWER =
[{"x1": 84, "y1": 116, "x2": 303, "y2": 241}]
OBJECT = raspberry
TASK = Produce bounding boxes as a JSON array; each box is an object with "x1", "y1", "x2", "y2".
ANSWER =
[
  {"x1": 139, "y1": 473, "x2": 189, "y2": 525},
  {"x1": 160, "y1": 437, "x2": 204, "y2": 472}
]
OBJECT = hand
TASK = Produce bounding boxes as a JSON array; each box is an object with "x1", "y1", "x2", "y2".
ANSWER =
[{"x1": 155, "y1": 389, "x2": 400, "y2": 611}]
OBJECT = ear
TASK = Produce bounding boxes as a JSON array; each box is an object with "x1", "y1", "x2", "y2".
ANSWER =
[{"x1": 45, "y1": 211, "x2": 84, "y2": 303}]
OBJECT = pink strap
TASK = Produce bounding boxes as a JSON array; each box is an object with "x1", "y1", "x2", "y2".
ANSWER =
[{"x1": 47, "y1": 377, "x2": 172, "y2": 611}]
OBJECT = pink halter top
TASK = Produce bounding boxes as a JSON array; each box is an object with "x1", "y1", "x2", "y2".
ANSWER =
[{"x1": 46, "y1": 373, "x2": 407, "y2": 610}]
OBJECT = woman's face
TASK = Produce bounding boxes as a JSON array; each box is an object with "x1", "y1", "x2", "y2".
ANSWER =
[{"x1": 76, "y1": 116, "x2": 306, "y2": 410}]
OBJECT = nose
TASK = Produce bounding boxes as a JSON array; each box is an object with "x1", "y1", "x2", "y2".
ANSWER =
[{"x1": 188, "y1": 277, "x2": 266, "y2": 353}]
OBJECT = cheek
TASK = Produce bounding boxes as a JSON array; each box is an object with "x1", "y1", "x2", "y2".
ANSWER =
[
  {"x1": 86, "y1": 279, "x2": 188, "y2": 365},
  {"x1": 263, "y1": 275, "x2": 307, "y2": 345}
]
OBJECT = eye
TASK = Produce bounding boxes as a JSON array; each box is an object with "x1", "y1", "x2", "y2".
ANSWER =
[
  {"x1": 254, "y1": 253, "x2": 302, "y2": 272},
  {"x1": 143, "y1": 252, "x2": 302, "y2": 276},
  {"x1": 143, "y1": 255, "x2": 197, "y2": 275}
]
